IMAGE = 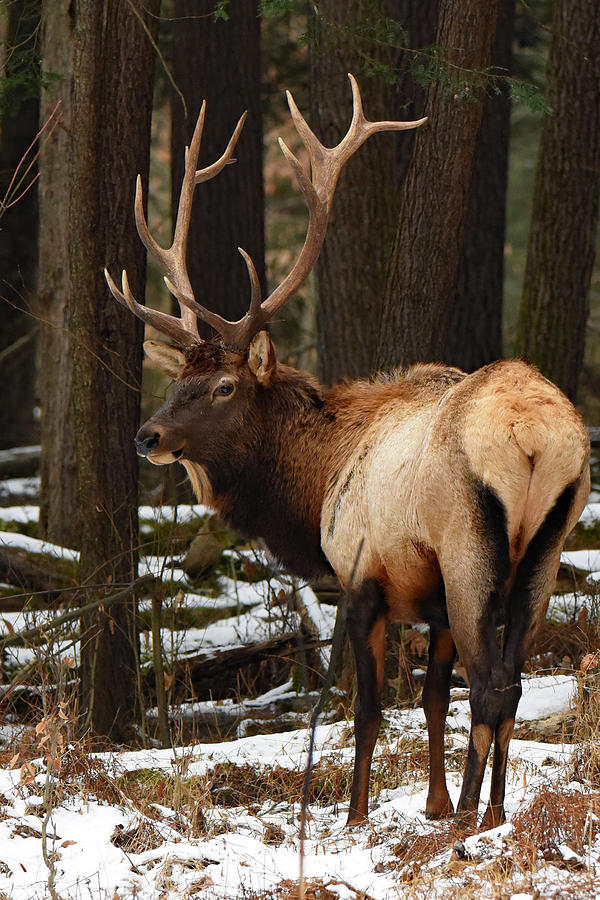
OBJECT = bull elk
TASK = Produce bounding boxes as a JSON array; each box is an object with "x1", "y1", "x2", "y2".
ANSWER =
[{"x1": 105, "y1": 75, "x2": 590, "y2": 829}]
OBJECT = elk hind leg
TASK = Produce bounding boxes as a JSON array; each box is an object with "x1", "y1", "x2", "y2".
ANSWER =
[
  {"x1": 346, "y1": 577, "x2": 387, "y2": 826},
  {"x1": 482, "y1": 481, "x2": 582, "y2": 830},
  {"x1": 423, "y1": 625, "x2": 456, "y2": 819},
  {"x1": 444, "y1": 483, "x2": 511, "y2": 827}
]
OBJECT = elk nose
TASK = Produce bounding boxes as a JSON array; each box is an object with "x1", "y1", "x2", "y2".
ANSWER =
[{"x1": 135, "y1": 431, "x2": 160, "y2": 456}]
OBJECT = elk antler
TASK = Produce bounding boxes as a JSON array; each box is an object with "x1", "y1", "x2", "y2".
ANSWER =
[
  {"x1": 105, "y1": 74, "x2": 426, "y2": 352},
  {"x1": 105, "y1": 102, "x2": 247, "y2": 349}
]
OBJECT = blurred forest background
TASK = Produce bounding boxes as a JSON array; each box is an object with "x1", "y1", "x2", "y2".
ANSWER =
[{"x1": 0, "y1": 0, "x2": 599, "y2": 739}]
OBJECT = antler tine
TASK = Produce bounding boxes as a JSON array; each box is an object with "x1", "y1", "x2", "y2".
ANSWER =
[
  {"x1": 251, "y1": 73, "x2": 427, "y2": 329},
  {"x1": 195, "y1": 111, "x2": 247, "y2": 184},
  {"x1": 107, "y1": 103, "x2": 248, "y2": 347},
  {"x1": 105, "y1": 268, "x2": 195, "y2": 348},
  {"x1": 237, "y1": 248, "x2": 262, "y2": 316},
  {"x1": 285, "y1": 89, "x2": 328, "y2": 179},
  {"x1": 347, "y1": 71, "x2": 428, "y2": 140}
]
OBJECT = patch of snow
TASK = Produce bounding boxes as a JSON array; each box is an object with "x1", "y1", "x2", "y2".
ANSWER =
[
  {"x1": 547, "y1": 591, "x2": 597, "y2": 622},
  {"x1": 0, "y1": 505, "x2": 39, "y2": 523},
  {"x1": 0, "y1": 530, "x2": 78, "y2": 562},
  {"x1": 138, "y1": 503, "x2": 211, "y2": 523},
  {"x1": 561, "y1": 548, "x2": 600, "y2": 571},
  {"x1": 518, "y1": 674, "x2": 577, "y2": 720},
  {"x1": 578, "y1": 502, "x2": 600, "y2": 526},
  {"x1": 0, "y1": 445, "x2": 40, "y2": 463},
  {"x1": 0, "y1": 475, "x2": 40, "y2": 501}
]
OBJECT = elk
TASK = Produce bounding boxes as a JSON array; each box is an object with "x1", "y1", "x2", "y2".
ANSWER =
[{"x1": 105, "y1": 75, "x2": 590, "y2": 829}]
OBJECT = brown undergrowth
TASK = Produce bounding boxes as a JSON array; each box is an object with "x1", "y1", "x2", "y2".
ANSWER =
[
  {"x1": 370, "y1": 787, "x2": 600, "y2": 899},
  {"x1": 114, "y1": 736, "x2": 432, "y2": 836},
  {"x1": 511, "y1": 787, "x2": 600, "y2": 867},
  {"x1": 238, "y1": 878, "x2": 369, "y2": 899}
]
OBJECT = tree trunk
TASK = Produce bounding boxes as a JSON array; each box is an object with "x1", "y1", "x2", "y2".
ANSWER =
[
  {"x1": 516, "y1": 0, "x2": 600, "y2": 401},
  {"x1": 38, "y1": 0, "x2": 78, "y2": 546},
  {"x1": 444, "y1": 0, "x2": 515, "y2": 370},
  {"x1": 377, "y1": 0, "x2": 498, "y2": 370},
  {"x1": 391, "y1": 0, "x2": 440, "y2": 185},
  {"x1": 170, "y1": 0, "x2": 264, "y2": 336},
  {"x1": 310, "y1": 0, "x2": 399, "y2": 384},
  {"x1": 71, "y1": 0, "x2": 159, "y2": 743},
  {"x1": 0, "y1": 0, "x2": 40, "y2": 449},
  {"x1": 38, "y1": 0, "x2": 160, "y2": 742}
]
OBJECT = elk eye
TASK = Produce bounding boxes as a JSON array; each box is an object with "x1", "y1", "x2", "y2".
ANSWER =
[{"x1": 214, "y1": 380, "x2": 234, "y2": 397}]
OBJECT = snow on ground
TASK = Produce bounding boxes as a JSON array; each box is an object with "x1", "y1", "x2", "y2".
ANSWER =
[
  {"x1": 0, "y1": 504, "x2": 211, "y2": 527},
  {"x1": 0, "y1": 677, "x2": 595, "y2": 900},
  {"x1": 561, "y1": 548, "x2": 600, "y2": 572},
  {"x1": 576, "y1": 501, "x2": 600, "y2": 526},
  {"x1": 0, "y1": 530, "x2": 79, "y2": 562},
  {"x1": 0, "y1": 505, "x2": 599, "y2": 897},
  {"x1": 0, "y1": 476, "x2": 40, "y2": 504}
]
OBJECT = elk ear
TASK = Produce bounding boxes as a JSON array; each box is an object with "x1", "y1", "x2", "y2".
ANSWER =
[
  {"x1": 143, "y1": 340, "x2": 187, "y2": 378},
  {"x1": 248, "y1": 331, "x2": 277, "y2": 385}
]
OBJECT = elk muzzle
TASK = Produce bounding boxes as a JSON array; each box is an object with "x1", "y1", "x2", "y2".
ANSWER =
[{"x1": 135, "y1": 424, "x2": 183, "y2": 464}]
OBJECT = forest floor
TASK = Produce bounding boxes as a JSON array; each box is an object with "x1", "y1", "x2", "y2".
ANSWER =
[{"x1": 0, "y1": 467, "x2": 599, "y2": 899}]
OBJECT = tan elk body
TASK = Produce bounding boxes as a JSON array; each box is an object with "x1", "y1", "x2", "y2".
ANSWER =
[{"x1": 106, "y1": 77, "x2": 590, "y2": 829}]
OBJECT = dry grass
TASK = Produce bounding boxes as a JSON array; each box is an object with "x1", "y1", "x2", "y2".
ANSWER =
[
  {"x1": 238, "y1": 878, "x2": 368, "y2": 899},
  {"x1": 110, "y1": 818, "x2": 164, "y2": 853},
  {"x1": 511, "y1": 787, "x2": 600, "y2": 867},
  {"x1": 569, "y1": 653, "x2": 600, "y2": 787}
]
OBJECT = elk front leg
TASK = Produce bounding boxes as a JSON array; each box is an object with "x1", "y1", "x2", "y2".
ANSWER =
[
  {"x1": 346, "y1": 578, "x2": 387, "y2": 826},
  {"x1": 423, "y1": 625, "x2": 456, "y2": 819}
]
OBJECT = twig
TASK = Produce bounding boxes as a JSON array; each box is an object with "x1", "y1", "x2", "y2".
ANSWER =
[
  {"x1": 0, "y1": 100, "x2": 62, "y2": 217},
  {"x1": 0, "y1": 328, "x2": 38, "y2": 366},
  {"x1": 151, "y1": 587, "x2": 170, "y2": 748},
  {"x1": 299, "y1": 539, "x2": 364, "y2": 899},
  {"x1": 0, "y1": 575, "x2": 157, "y2": 650}
]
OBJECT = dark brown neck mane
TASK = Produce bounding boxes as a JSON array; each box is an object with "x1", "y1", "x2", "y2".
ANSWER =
[{"x1": 203, "y1": 366, "x2": 336, "y2": 578}]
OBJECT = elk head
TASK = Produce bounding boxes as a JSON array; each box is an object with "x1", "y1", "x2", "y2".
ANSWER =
[{"x1": 105, "y1": 75, "x2": 426, "y2": 483}]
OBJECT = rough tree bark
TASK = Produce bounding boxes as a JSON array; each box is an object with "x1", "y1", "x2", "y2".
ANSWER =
[
  {"x1": 38, "y1": 0, "x2": 77, "y2": 545},
  {"x1": 70, "y1": 0, "x2": 160, "y2": 742},
  {"x1": 516, "y1": 0, "x2": 600, "y2": 401},
  {"x1": 171, "y1": 0, "x2": 264, "y2": 335},
  {"x1": 37, "y1": 0, "x2": 160, "y2": 742},
  {"x1": 391, "y1": 0, "x2": 439, "y2": 186},
  {"x1": 377, "y1": 0, "x2": 498, "y2": 370},
  {"x1": 444, "y1": 0, "x2": 515, "y2": 370},
  {"x1": 310, "y1": 0, "x2": 399, "y2": 384}
]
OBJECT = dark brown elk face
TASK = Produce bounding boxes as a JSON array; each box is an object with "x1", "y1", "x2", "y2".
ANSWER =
[{"x1": 134, "y1": 332, "x2": 276, "y2": 467}]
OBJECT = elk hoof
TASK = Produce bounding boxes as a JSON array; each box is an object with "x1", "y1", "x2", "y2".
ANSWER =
[
  {"x1": 425, "y1": 794, "x2": 454, "y2": 820},
  {"x1": 480, "y1": 804, "x2": 505, "y2": 831}
]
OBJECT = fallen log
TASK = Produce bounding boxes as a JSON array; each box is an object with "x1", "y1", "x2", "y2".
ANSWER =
[
  {"x1": 147, "y1": 687, "x2": 321, "y2": 744},
  {"x1": 0, "y1": 444, "x2": 41, "y2": 479},
  {"x1": 0, "y1": 545, "x2": 74, "y2": 606},
  {"x1": 142, "y1": 631, "x2": 330, "y2": 705},
  {"x1": 0, "y1": 575, "x2": 158, "y2": 649}
]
